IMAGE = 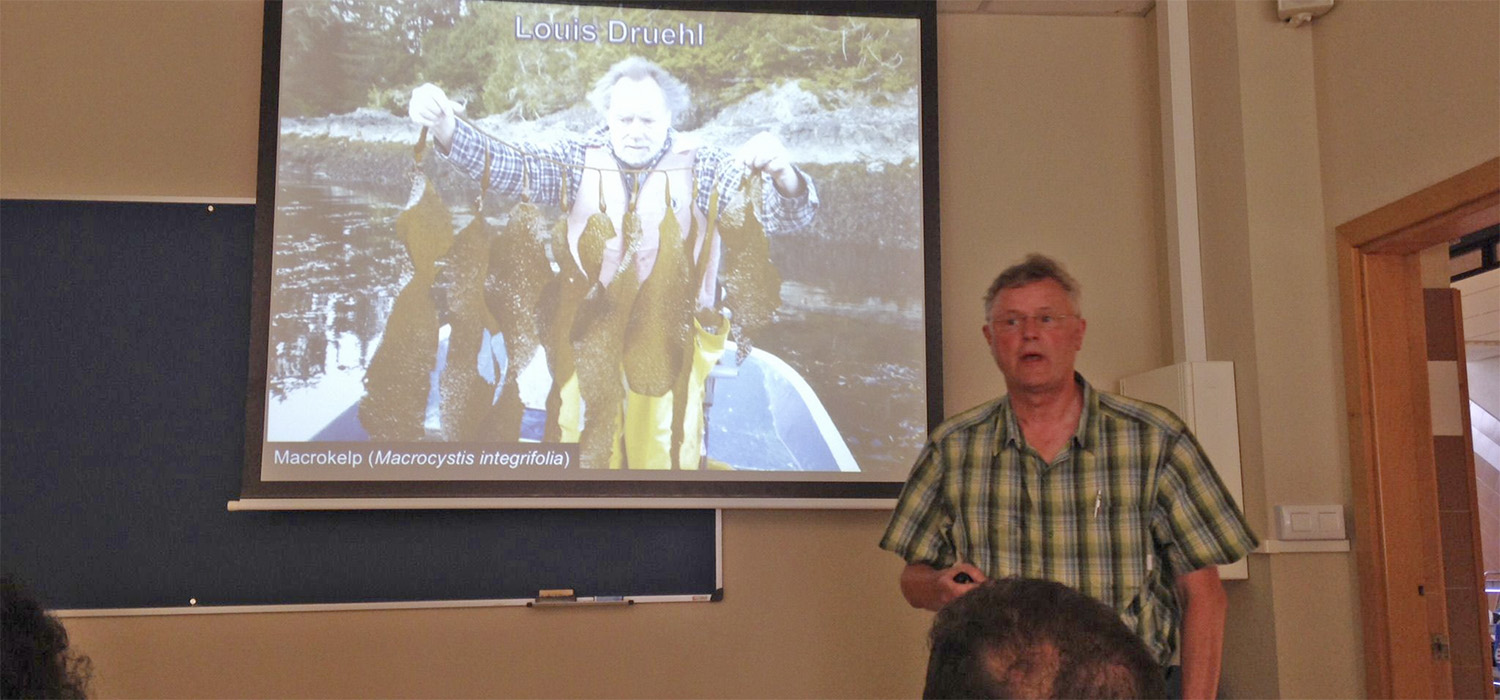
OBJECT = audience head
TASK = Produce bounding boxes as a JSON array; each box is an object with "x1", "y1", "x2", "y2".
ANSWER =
[
  {"x1": 923, "y1": 577, "x2": 1163, "y2": 699},
  {"x1": 2, "y1": 575, "x2": 91, "y2": 699}
]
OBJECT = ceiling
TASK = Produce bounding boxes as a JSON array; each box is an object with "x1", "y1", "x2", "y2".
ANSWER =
[{"x1": 935, "y1": 0, "x2": 1156, "y2": 16}]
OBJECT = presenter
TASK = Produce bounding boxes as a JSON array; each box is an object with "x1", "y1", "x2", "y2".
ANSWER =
[{"x1": 880, "y1": 255, "x2": 1257, "y2": 699}]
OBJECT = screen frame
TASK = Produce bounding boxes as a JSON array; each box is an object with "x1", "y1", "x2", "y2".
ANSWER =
[{"x1": 242, "y1": 0, "x2": 941, "y2": 506}]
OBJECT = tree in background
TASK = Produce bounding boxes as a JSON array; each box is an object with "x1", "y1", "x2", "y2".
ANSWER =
[
  {"x1": 281, "y1": 0, "x2": 464, "y2": 117},
  {"x1": 279, "y1": 1, "x2": 918, "y2": 122},
  {"x1": 410, "y1": 3, "x2": 919, "y2": 122}
]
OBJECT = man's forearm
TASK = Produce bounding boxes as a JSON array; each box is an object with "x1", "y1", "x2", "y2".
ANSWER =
[
  {"x1": 769, "y1": 164, "x2": 806, "y2": 199},
  {"x1": 759, "y1": 170, "x2": 818, "y2": 234},
  {"x1": 1177, "y1": 567, "x2": 1228, "y2": 699},
  {"x1": 693, "y1": 147, "x2": 816, "y2": 234},
  {"x1": 440, "y1": 122, "x2": 572, "y2": 205}
]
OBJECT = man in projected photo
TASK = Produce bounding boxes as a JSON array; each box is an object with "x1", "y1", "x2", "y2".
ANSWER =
[
  {"x1": 408, "y1": 56, "x2": 819, "y2": 469},
  {"x1": 880, "y1": 255, "x2": 1257, "y2": 699}
]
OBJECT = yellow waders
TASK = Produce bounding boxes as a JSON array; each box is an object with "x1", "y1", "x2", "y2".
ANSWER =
[{"x1": 555, "y1": 314, "x2": 729, "y2": 469}]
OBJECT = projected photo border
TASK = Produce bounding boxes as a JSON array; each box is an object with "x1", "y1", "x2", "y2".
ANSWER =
[{"x1": 242, "y1": 0, "x2": 941, "y2": 504}]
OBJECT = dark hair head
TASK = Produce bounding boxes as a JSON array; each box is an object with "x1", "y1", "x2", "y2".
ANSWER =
[
  {"x1": 983, "y1": 254, "x2": 1081, "y2": 320},
  {"x1": 2, "y1": 576, "x2": 91, "y2": 699},
  {"x1": 588, "y1": 56, "x2": 692, "y2": 126},
  {"x1": 923, "y1": 578, "x2": 1163, "y2": 700}
]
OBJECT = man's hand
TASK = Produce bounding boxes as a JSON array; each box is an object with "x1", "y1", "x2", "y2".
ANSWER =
[
  {"x1": 899, "y1": 562, "x2": 986, "y2": 612},
  {"x1": 735, "y1": 131, "x2": 806, "y2": 198},
  {"x1": 408, "y1": 83, "x2": 461, "y2": 153}
]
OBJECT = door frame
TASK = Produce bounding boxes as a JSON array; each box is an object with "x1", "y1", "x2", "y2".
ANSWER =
[{"x1": 1337, "y1": 158, "x2": 1499, "y2": 697}]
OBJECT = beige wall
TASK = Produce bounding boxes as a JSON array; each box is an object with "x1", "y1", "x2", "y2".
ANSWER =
[
  {"x1": 1, "y1": 3, "x2": 1171, "y2": 698},
  {"x1": 1190, "y1": 0, "x2": 1500, "y2": 697},
  {"x1": 0, "y1": 1, "x2": 262, "y2": 200},
  {"x1": 1311, "y1": 0, "x2": 1500, "y2": 229},
  {"x1": 1206, "y1": 3, "x2": 1364, "y2": 695},
  {"x1": 6, "y1": 0, "x2": 1496, "y2": 696},
  {"x1": 936, "y1": 13, "x2": 1168, "y2": 414},
  {"x1": 1185, "y1": 5, "x2": 1280, "y2": 695}
]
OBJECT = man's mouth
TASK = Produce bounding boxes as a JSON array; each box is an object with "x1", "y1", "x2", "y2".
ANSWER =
[
  {"x1": 1020, "y1": 352, "x2": 1046, "y2": 363},
  {"x1": 618, "y1": 145, "x2": 650, "y2": 163}
]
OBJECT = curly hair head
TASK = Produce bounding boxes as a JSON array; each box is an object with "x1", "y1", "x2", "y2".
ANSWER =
[
  {"x1": 587, "y1": 56, "x2": 693, "y2": 127},
  {"x1": 2, "y1": 576, "x2": 92, "y2": 699},
  {"x1": 923, "y1": 577, "x2": 1163, "y2": 699}
]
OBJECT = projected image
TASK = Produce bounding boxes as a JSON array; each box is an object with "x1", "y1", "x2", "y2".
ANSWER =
[{"x1": 261, "y1": 0, "x2": 926, "y2": 480}]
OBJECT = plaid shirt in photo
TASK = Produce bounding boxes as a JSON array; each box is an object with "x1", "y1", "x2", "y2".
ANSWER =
[{"x1": 441, "y1": 121, "x2": 818, "y2": 233}]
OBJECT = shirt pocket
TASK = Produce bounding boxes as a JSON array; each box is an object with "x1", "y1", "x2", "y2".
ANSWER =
[
  {"x1": 1090, "y1": 498, "x2": 1151, "y2": 625},
  {"x1": 955, "y1": 506, "x2": 1025, "y2": 576}
]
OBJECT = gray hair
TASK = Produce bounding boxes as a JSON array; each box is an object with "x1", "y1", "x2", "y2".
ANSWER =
[
  {"x1": 587, "y1": 56, "x2": 692, "y2": 126},
  {"x1": 983, "y1": 254, "x2": 1082, "y2": 318}
]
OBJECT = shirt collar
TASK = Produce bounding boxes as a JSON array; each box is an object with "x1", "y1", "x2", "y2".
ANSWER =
[{"x1": 995, "y1": 372, "x2": 1099, "y2": 455}]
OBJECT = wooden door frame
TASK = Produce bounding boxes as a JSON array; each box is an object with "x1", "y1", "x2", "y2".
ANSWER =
[{"x1": 1337, "y1": 158, "x2": 1500, "y2": 698}]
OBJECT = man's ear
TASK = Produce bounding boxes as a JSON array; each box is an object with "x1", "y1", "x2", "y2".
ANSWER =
[
  {"x1": 1075, "y1": 317, "x2": 1086, "y2": 350},
  {"x1": 982, "y1": 323, "x2": 994, "y2": 346}
]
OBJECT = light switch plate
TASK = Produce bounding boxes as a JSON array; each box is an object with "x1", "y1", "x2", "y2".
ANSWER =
[{"x1": 1274, "y1": 505, "x2": 1346, "y2": 541}]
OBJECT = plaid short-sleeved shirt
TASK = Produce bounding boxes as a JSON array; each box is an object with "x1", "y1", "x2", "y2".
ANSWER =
[{"x1": 880, "y1": 374, "x2": 1258, "y2": 664}]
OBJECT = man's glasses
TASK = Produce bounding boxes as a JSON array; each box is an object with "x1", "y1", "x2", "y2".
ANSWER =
[{"x1": 990, "y1": 313, "x2": 1078, "y2": 334}]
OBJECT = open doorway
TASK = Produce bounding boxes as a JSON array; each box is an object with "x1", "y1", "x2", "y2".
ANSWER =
[
  {"x1": 1337, "y1": 158, "x2": 1499, "y2": 698},
  {"x1": 1449, "y1": 232, "x2": 1499, "y2": 695}
]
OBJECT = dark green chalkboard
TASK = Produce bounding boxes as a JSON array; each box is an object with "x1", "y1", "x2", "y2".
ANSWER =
[{"x1": 0, "y1": 199, "x2": 718, "y2": 610}]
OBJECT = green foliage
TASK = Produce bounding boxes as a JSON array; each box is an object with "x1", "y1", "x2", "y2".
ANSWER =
[
  {"x1": 417, "y1": 3, "x2": 919, "y2": 121},
  {"x1": 280, "y1": 0, "x2": 463, "y2": 117},
  {"x1": 367, "y1": 85, "x2": 414, "y2": 113},
  {"x1": 796, "y1": 19, "x2": 919, "y2": 103},
  {"x1": 419, "y1": 4, "x2": 513, "y2": 115},
  {"x1": 281, "y1": 1, "x2": 920, "y2": 120}
]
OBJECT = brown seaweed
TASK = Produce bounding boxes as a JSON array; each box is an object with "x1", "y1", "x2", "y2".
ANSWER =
[
  {"x1": 483, "y1": 198, "x2": 552, "y2": 439},
  {"x1": 666, "y1": 187, "x2": 724, "y2": 469},
  {"x1": 716, "y1": 175, "x2": 781, "y2": 364},
  {"x1": 572, "y1": 207, "x2": 641, "y2": 468},
  {"x1": 538, "y1": 217, "x2": 590, "y2": 443},
  {"x1": 575, "y1": 178, "x2": 612, "y2": 288},
  {"x1": 360, "y1": 176, "x2": 453, "y2": 440},
  {"x1": 623, "y1": 178, "x2": 693, "y2": 398},
  {"x1": 433, "y1": 213, "x2": 500, "y2": 441}
]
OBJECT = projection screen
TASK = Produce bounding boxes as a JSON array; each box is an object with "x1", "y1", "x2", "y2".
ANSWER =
[{"x1": 240, "y1": 0, "x2": 940, "y2": 505}]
